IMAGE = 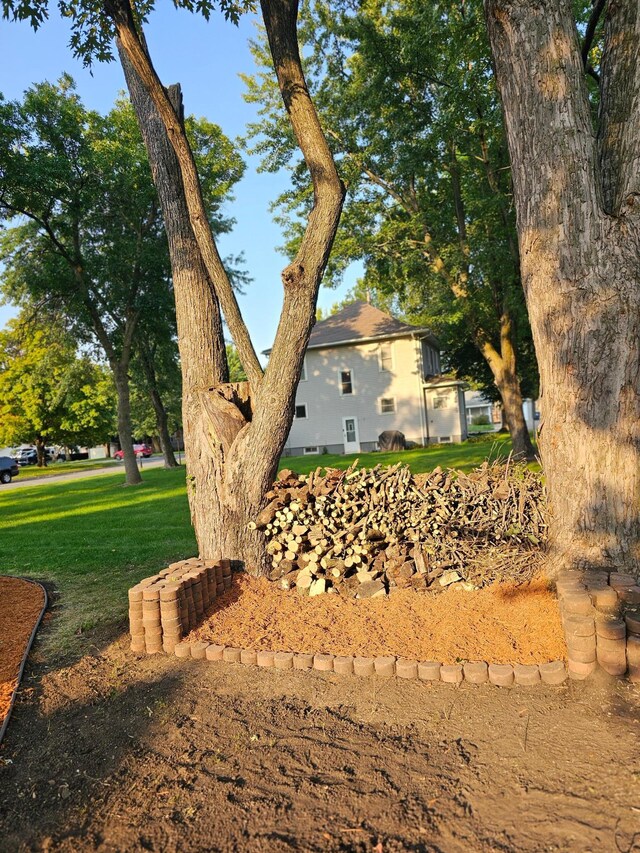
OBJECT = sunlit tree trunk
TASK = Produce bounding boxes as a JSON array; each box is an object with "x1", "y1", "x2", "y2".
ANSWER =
[{"x1": 486, "y1": 0, "x2": 640, "y2": 573}]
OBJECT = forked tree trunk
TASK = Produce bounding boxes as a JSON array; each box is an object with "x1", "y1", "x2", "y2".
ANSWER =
[
  {"x1": 112, "y1": 361, "x2": 142, "y2": 486},
  {"x1": 486, "y1": 0, "x2": 640, "y2": 573},
  {"x1": 112, "y1": 0, "x2": 344, "y2": 573}
]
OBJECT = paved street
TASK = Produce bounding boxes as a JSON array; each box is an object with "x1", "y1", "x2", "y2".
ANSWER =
[{"x1": 2, "y1": 456, "x2": 171, "y2": 490}]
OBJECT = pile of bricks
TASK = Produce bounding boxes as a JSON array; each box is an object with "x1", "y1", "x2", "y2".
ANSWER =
[
  {"x1": 128, "y1": 558, "x2": 233, "y2": 655},
  {"x1": 556, "y1": 569, "x2": 640, "y2": 681},
  {"x1": 167, "y1": 641, "x2": 568, "y2": 685}
]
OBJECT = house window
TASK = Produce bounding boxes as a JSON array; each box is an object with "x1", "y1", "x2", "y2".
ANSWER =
[
  {"x1": 295, "y1": 404, "x2": 307, "y2": 419},
  {"x1": 379, "y1": 342, "x2": 393, "y2": 372},
  {"x1": 300, "y1": 357, "x2": 307, "y2": 382},
  {"x1": 303, "y1": 446, "x2": 319, "y2": 455},
  {"x1": 340, "y1": 369, "x2": 353, "y2": 395},
  {"x1": 380, "y1": 397, "x2": 396, "y2": 414},
  {"x1": 433, "y1": 390, "x2": 452, "y2": 409}
]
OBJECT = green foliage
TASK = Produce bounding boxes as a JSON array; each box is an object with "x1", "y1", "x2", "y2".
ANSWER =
[
  {"x1": 226, "y1": 343, "x2": 247, "y2": 382},
  {"x1": 243, "y1": 0, "x2": 538, "y2": 398},
  {"x1": 0, "y1": 310, "x2": 116, "y2": 448},
  {"x1": 2, "y1": 0, "x2": 255, "y2": 65}
]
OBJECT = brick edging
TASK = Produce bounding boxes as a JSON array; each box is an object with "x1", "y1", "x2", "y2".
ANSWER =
[
  {"x1": 128, "y1": 558, "x2": 232, "y2": 655},
  {"x1": 557, "y1": 569, "x2": 640, "y2": 682},
  {"x1": 127, "y1": 560, "x2": 640, "y2": 686}
]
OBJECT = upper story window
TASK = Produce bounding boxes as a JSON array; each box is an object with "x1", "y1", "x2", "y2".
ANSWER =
[
  {"x1": 379, "y1": 342, "x2": 393, "y2": 372},
  {"x1": 340, "y1": 369, "x2": 353, "y2": 395},
  {"x1": 380, "y1": 397, "x2": 396, "y2": 414},
  {"x1": 299, "y1": 357, "x2": 307, "y2": 382},
  {"x1": 295, "y1": 404, "x2": 307, "y2": 419}
]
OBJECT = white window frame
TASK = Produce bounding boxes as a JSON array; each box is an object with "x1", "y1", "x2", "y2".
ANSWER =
[
  {"x1": 299, "y1": 356, "x2": 307, "y2": 382},
  {"x1": 295, "y1": 403, "x2": 308, "y2": 419},
  {"x1": 339, "y1": 367, "x2": 354, "y2": 396},
  {"x1": 378, "y1": 341, "x2": 394, "y2": 372},
  {"x1": 380, "y1": 396, "x2": 396, "y2": 414},
  {"x1": 303, "y1": 446, "x2": 320, "y2": 455}
]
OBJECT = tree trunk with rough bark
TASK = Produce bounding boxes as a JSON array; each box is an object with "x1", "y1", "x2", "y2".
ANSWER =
[
  {"x1": 137, "y1": 343, "x2": 178, "y2": 468},
  {"x1": 35, "y1": 436, "x2": 47, "y2": 468},
  {"x1": 486, "y1": 0, "x2": 640, "y2": 574},
  {"x1": 112, "y1": 361, "x2": 142, "y2": 486},
  {"x1": 113, "y1": 0, "x2": 345, "y2": 572}
]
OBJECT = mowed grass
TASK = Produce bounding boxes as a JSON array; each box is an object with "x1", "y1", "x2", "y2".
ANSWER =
[
  {"x1": 0, "y1": 467, "x2": 196, "y2": 658},
  {"x1": 278, "y1": 432, "x2": 537, "y2": 476},
  {"x1": 0, "y1": 434, "x2": 535, "y2": 659}
]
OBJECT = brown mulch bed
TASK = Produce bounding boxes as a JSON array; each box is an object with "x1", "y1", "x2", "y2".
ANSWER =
[
  {"x1": 0, "y1": 577, "x2": 46, "y2": 733},
  {"x1": 190, "y1": 573, "x2": 566, "y2": 665}
]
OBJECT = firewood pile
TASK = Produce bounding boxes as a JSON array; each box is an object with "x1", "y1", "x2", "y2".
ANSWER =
[{"x1": 251, "y1": 461, "x2": 547, "y2": 598}]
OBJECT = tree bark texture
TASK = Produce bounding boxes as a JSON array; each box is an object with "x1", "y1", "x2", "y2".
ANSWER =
[
  {"x1": 113, "y1": 0, "x2": 344, "y2": 573},
  {"x1": 112, "y1": 361, "x2": 142, "y2": 486},
  {"x1": 137, "y1": 342, "x2": 178, "y2": 468},
  {"x1": 486, "y1": 0, "x2": 640, "y2": 573}
]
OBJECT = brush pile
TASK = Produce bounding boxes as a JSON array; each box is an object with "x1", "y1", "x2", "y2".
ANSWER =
[{"x1": 251, "y1": 460, "x2": 546, "y2": 597}]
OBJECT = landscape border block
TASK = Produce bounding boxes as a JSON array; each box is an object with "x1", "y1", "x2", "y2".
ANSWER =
[{"x1": 128, "y1": 560, "x2": 640, "y2": 687}]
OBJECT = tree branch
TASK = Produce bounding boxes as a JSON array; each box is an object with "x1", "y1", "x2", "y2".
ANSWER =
[
  {"x1": 581, "y1": 0, "x2": 607, "y2": 69},
  {"x1": 103, "y1": 0, "x2": 264, "y2": 388}
]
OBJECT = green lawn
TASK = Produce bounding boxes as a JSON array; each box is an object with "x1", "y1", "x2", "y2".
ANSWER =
[
  {"x1": 0, "y1": 467, "x2": 196, "y2": 658},
  {"x1": 14, "y1": 458, "x2": 120, "y2": 480},
  {"x1": 0, "y1": 434, "x2": 535, "y2": 659},
  {"x1": 278, "y1": 432, "x2": 538, "y2": 476}
]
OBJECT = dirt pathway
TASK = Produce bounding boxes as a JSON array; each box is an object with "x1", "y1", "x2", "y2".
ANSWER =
[{"x1": 1, "y1": 631, "x2": 639, "y2": 852}]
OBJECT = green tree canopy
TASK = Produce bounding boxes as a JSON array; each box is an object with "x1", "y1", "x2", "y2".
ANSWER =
[{"x1": 0, "y1": 310, "x2": 116, "y2": 454}]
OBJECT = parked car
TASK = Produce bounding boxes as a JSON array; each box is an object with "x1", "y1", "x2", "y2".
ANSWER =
[
  {"x1": 0, "y1": 456, "x2": 19, "y2": 484},
  {"x1": 14, "y1": 446, "x2": 53, "y2": 466},
  {"x1": 114, "y1": 443, "x2": 153, "y2": 460}
]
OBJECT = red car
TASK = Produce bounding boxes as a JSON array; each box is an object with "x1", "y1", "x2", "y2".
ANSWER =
[{"x1": 114, "y1": 443, "x2": 153, "y2": 460}]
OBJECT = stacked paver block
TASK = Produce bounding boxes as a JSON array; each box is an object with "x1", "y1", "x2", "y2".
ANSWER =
[
  {"x1": 556, "y1": 568, "x2": 640, "y2": 681},
  {"x1": 127, "y1": 557, "x2": 235, "y2": 655}
]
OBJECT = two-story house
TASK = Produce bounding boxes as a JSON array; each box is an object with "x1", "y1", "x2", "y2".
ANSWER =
[{"x1": 267, "y1": 301, "x2": 467, "y2": 456}]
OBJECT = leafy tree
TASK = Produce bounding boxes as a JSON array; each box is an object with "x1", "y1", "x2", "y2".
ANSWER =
[
  {"x1": 0, "y1": 311, "x2": 115, "y2": 462},
  {"x1": 243, "y1": 0, "x2": 537, "y2": 458},
  {"x1": 3, "y1": 0, "x2": 345, "y2": 573},
  {"x1": 0, "y1": 78, "x2": 243, "y2": 483},
  {"x1": 485, "y1": 0, "x2": 640, "y2": 573}
]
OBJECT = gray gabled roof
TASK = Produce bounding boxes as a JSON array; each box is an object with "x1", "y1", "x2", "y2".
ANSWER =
[{"x1": 263, "y1": 301, "x2": 438, "y2": 355}]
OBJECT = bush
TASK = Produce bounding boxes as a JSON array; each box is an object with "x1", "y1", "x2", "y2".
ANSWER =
[{"x1": 471, "y1": 414, "x2": 491, "y2": 426}]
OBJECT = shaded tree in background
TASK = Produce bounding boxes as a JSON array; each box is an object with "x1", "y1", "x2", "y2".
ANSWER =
[{"x1": 244, "y1": 0, "x2": 537, "y2": 458}]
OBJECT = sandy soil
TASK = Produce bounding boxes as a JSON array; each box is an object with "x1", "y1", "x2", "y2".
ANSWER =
[
  {"x1": 1, "y1": 615, "x2": 639, "y2": 853},
  {"x1": 0, "y1": 578, "x2": 45, "y2": 729},
  {"x1": 190, "y1": 574, "x2": 567, "y2": 664}
]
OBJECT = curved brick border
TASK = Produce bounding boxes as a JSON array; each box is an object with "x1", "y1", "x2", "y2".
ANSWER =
[
  {"x1": 127, "y1": 559, "x2": 570, "y2": 686},
  {"x1": 129, "y1": 560, "x2": 640, "y2": 685},
  {"x1": 556, "y1": 569, "x2": 640, "y2": 682}
]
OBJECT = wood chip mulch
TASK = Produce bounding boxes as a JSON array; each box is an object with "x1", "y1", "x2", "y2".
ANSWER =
[
  {"x1": 190, "y1": 573, "x2": 567, "y2": 665},
  {"x1": 0, "y1": 577, "x2": 46, "y2": 736}
]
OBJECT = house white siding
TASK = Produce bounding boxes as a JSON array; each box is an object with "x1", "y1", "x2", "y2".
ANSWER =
[{"x1": 286, "y1": 337, "x2": 429, "y2": 455}]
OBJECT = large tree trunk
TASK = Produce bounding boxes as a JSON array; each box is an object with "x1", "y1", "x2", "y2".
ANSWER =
[
  {"x1": 112, "y1": 361, "x2": 142, "y2": 486},
  {"x1": 486, "y1": 0, "x2": 640, "y2": 574},
  {"x1": 112, "y1": 0, "x2": 344, "y2": 573}
]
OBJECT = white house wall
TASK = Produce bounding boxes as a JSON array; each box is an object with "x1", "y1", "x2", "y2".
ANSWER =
[{"x1": 285, "y1": 337, "x2": 428, "y2": 455}]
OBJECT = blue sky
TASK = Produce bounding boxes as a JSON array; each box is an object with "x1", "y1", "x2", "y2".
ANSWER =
[{"x1": 0, "y1": 5, "x2": 358, "y2": 358}]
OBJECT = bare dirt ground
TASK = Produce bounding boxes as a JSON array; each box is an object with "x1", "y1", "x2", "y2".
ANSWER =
[{"x1": 1, "y1": 617, "x2": 639, "y2": 853}]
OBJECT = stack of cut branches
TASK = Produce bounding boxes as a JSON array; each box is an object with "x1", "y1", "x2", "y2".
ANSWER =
[{"x1": 250, "y1": 460, "x2": 546, "y2": 597}]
